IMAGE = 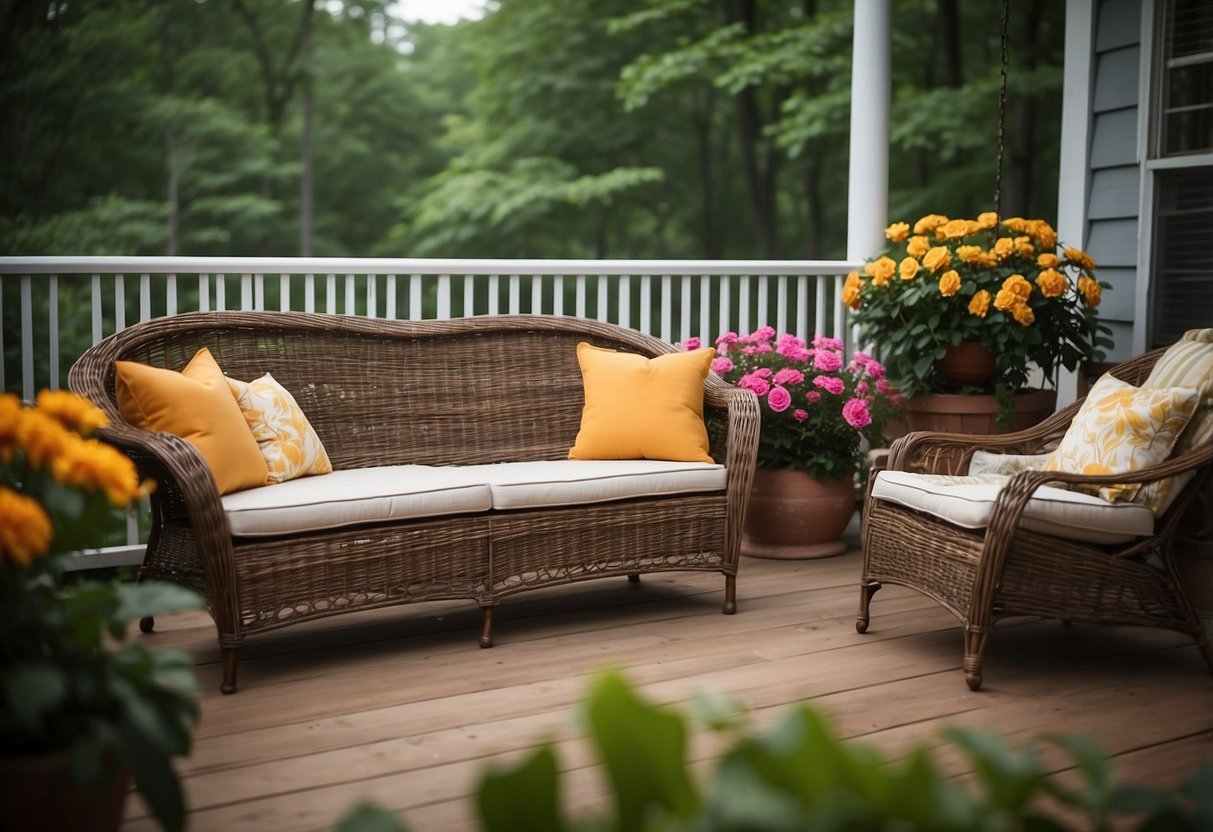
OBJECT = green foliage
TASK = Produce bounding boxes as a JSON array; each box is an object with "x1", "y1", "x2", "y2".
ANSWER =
[{"x1": 336, "y1": 671, "x2": 1212, "y2": 832}]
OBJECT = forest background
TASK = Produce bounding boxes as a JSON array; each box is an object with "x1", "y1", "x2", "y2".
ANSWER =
[{"x1": 1, "y1": 0, "x2": 1067, "y2": 262}]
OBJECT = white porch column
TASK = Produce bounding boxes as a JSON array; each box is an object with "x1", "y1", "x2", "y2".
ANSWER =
[{"x1": 846, "y1": 0, "x2": 891, "y2": 263}]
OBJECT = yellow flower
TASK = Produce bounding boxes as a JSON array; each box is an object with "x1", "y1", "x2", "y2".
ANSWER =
[
  {"x1": 0, "y1": 486, "x2": 53, "y2": 567},
  {"x1": 968, "y1": 290, "x2": 991, "y2": 318},
  {"x1": 1035, "y1": 268, "x2": 1067, "y2": 298},
  {"x1": 937, "y1": 219, "x2": 970, "y2": 241},
  {"x1": 1002, "y1": 274, "x2": 1033, "y2": 301},
  {"x1": 865, "y1": 256, "x2": 896, "y2": 286},
  {"x1": 1037, "y1": 252, "x2": 1061, "y2": 269},
  {"x1": 976, "y1": 212, "x2": 999, "y2": 229},
  {"x1": 1001, "y1": 217, "x2": 1028, "y2": 233},
  {"x1": 1014, "y1": 236, "x2": 1035, "y2": 258},
  {"x1": 922, "y1": 245, "x2": 952, "y2": 273},
  {"x1": 956, "y1": 245, "x2": 984, "y2": 263},
  {"x1": 1065, "y1": 246, "x2": 1097, "y2": 271},
  {"x1": 52, "y1": 436, "x2": 149, "y2": 508},
  {"x1": 1012, "y1": 303, "x2": 1036, "y2": 326},
  {"x1": 1029, "y1": 220, "x2": 1057, "y2": 251},
  {"x1": 938, "y1": 270, "x2": 961, "y2": 297},
  {"x1": 1078, "y1": 274, "x2": 1102, "y2": 307},
  {"x1": 913, "y1": 214, "x2": 949, "y2": 236},
  {"x1": 992, "y1": 237, "x2": 1015, "y2": 260},
  {"x1": 0, "y1": 393, "x2": 22, "y2": 461},
  {"x1": 994, "y1": 288, "x2": 1018, "y2": 311},
  {"x1": 906, "y1": 235, "x2": 931, "y2": 258},
  {"x1": 965, "y1": 220, "x2": 982, "y2": 236},
  {"x1": 885, "y1": 222, "x2": 910, "y2": 243},
  {"x1": 899, "y1": 257, "x2": 920, "y2": 281},
  {"x1": 842, "y1": 271, "x2": 863, "y2": 310},
  {"x1": 35, "y1": 389, "x2": 108, "y2": 436},
  {"x1": 17, "y1": 408, "x2": 73, "y2": 469}
]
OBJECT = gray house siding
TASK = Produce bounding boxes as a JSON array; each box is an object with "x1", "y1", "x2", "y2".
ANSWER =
[{"x1": 1084, "y1": 0, "x2": 1143, "y2": 361}]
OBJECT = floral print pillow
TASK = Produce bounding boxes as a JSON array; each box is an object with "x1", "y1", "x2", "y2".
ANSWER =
[
  {"x1": 1043, "y1": 373, "x2": 1199, "y2": 505},
  {"x1": 227, "y1": 373, "x2": 333, "y2": 484}
]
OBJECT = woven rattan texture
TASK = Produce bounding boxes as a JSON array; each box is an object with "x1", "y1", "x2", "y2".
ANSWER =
[
  {"x1": 859, "y1": 346, "x2": 1213, "y2": 690},
  {"x1": 69, "y1": 312, "x2": 760, "y2": 692}
]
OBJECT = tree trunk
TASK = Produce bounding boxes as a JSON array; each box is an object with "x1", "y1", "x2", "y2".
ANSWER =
[
  {"x1": 299, "y1": 27, "x2": 313, "y2": 256},
  {"x1": 165, "y1": 128, "x2": 180, "y2": 256},
  {"x1": 1006, "y1": 0, "x2": 1044, "y2": 217},
  {"x1": 728, "y1": 0, "x2": 779, "y2": 258}
]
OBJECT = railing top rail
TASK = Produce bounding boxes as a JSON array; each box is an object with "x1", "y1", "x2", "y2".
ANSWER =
[{"x1": 0, "y1": 256, "x2": 862, "y2": 277}]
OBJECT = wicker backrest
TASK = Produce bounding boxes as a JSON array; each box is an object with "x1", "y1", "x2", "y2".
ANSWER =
[{"x1": 70, "y1": 311, "x2": 725, "y2": 470}]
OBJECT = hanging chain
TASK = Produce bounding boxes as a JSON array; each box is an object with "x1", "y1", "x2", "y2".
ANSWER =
[{"x1": 993, "y1": 0, "x2": 1010, "y2": 221}]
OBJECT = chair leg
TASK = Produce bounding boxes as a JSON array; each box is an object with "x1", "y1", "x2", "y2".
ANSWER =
[
  {"x1": 856, "y1": 581, "x2": 880, "y2": 634},
  {"x1": 220, "y1": 647, "x2": 239, "y2": 695},
  {"x1": 479, "y1": 606, "x2": 494, "y2": 648},
  {"x1": 722, "y1": 574, "x2": 737, "y2": 615},
  {"x1": 139, "y1": 615, "x2": 155, "y2": 634},
  {"x1": 627, "y1": 573, "x2": 641, "y2": 584},
  {"x1": 963, "y1": 626, "x2": 989, "y2": 691}
]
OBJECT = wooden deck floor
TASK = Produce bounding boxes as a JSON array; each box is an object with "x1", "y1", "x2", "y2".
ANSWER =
[{"x1": 121, "y1": 544, "x2": 1213, "y2": 832}]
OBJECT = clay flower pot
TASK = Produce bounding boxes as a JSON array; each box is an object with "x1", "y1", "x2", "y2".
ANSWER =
[{"x1": 741, "y1": 468, "x2": 856, "y2": 559}]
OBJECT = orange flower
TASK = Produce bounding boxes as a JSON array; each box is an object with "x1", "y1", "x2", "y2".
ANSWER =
[
  {"x1": 1011, "y1": 303, "x2": 1035, "y2": 326},
  {"x1": 992, "y1": 237, "x2": 1015, "y2": 260},
  {"x1": 899, "y1": 257, "x2": 920, "y2": 281},
  {"x1": 842, "y1": 271, "x2": 863, "y2": 310},
  {"x1": 1002, "y1": 273, "x2": 1033, "y2": 301},
  {"x1": 906, "y1": 235, "x2": 931, "y2": 259},
  {"x1": 884, "y1": 222, "x2": 909, "y2": 243},
  {"x1": 36, "y1": 389, "x2": 108, "y2": 436},
  {"x1": 968, "y1": 290, "x2": 991, "y2": 318},
  {"x1": 1014, "y1": 236, "x2": 1035, "y2": 258},
  {"x1": 976, "y1": 212, "x2": 999, "y2": 229},
  {"x1": 1065, "y1": 246, "x2": 1097, "y2": 271},
  {"x1": 0, "y1": 486, "x2": 53, "y2": 567},
  {"x1": 52, "y1": 436, "x2": 149, "y2": 508},
  {"x1": 938, "y1": 270, "x2": 961, "y2": 298},
  {"x1": 1037, "y1": 252, "x2": 1061, "y2": 269},
  {"x1": 1035, "y1": 268, "x2": 1067, "y2": 298},
  {"x1": 865, "y1": 256, "x2": 896, "y2": 286},
  {"x1": 1078, "y1": 274, "x2": 1102, "y2": 307},
  {"x1": 922, "y1": 245, "x2": 952, "y2": 273},
  {"x1": 937, "y1": 219, "x2": 970, "y2": 241},
  {"x1": 16, "y1": 408, "x2": 73, "y2": 469},
  {"x1": 913, "y1": 214, "x2": 949, "y2": 236}
]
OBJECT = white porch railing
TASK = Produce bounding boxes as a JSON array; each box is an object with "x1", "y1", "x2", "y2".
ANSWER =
[{"x1": 1, "y1": 255, "x2": 860, "y2": 568}]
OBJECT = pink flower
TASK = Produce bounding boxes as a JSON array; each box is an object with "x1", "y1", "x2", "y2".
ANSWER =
[
  {"x1": 776, "y1": 334, "x2": 807, "y2": 359},
  {"x1": 742, "y1": 346, "x2": 759, "y2": 356},
  {"x1": 711, "y1": 357, "x2": 734, "y2": 375},
  {"x1": 753, "y1": 367, "x2": 774, "y2": 379},
  {"x1": 855, "y1": 380, "x2": 870, "y2": 396},
  {"x1": 813, "y1": 335, "x2": 845, "y2": 351},
  {"x1": 813, "y1": 350, "x2": 843, "y2": 372},
  {"x1": 767, "y1": 386, "x2": 792, "y2": 412},
  {"x1": 843, "y1": 397, "x2": 872, "y2": 428},
  {"x1": 715, "y1": 331, "x2": 739, "y2": 350},
  {"x1": 813, "y1": 375, "x2": 845, "y2": 395},
  {"x1": 772, "y1": 368, "x2": 804, "y2": 386},
  {"x1": 806, "y1": 391, "x2": 822, "y2": 403},
  {"x1": 753, "y1": 325, "x2": 776, "y2": 343},
  {"x1": 738, "y1": 373, "x2": 770, "y2": 397},
  {"x1": 682, "y1": 336, "x2": 702, "y2": 351},
  {"x1": 875, "y1": 378, "x2": 891, "y2": 393},
  {"x1": 793, "y1": 408, "x2": 808, "y2": 422}
]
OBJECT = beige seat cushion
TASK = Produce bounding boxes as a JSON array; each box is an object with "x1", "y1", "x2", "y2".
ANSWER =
[
  {"x1": 872, "y1": 470, "x2": 1154, "y2": 545},
  {"x1": 466, "y1": 459, "x2": 727, "y2": 510},
  {"x1": 222, "y1": 460, "x2": 727, "y2": 537},
  {"x1": 222, "y1": 466, "x2": 493, "y2": 537}
]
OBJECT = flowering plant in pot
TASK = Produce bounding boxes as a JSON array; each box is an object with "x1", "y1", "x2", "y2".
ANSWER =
[
  {"x1": 844, "y1": 213, "x2": 1112, "y2": 424},
  {"x1": 0, "y1": 391, "x2": 203, "y2": 832}
]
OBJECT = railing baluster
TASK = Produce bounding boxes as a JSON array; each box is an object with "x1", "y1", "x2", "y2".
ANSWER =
[
  {"x1": 198, "y1": 275, "x2": 211, "y2": 312},
  {"x1": 619, "y1": 275, "x2": 631, "y2": 329},
  {"x1": 114, "y1": 274, "x2": 126, "y2": 330},
  {"x1": 596, "y1": 276, "x2": 608, "y2": 323},
  {"x1": 738, "y1": 276, "x2": 750, "y2": 334},
  {"x1": 508, "y1": 275, "x2": 520, "y2": 314},
  {"x1": 386, "y1": 275, "x2": 397, "y2": 319},
  {"x1": 679, "y1": 276, "x2": 691, "y2": 345},
  {"x1": 463, "y1": 274, "x2": 474, "y2": 317},
  {"x1": 438, "y1": 274, "x2": 452, "y2": 319},
  {"x1": 553, "y1": 275, "x2": 564, "y2": 317},
  {"x1": 639, "y1": 275, "x2": 651, "y2": 335},
  {"x1": 240, "y1": 273, "x2": 253, "y2": 311},
  {"x1": 660, "y1": 275, "x2": 673, "y2": 343},
  {"x1": 304, "y1": 274, "x2": 315, "y2": 313},
  {"x1": 216, "y1": 274, "x2": 228, "y2": 311},
  {"x1": 167, "y1": 274, "x2": 178, "y2": 317},
  {"x1": 91, "y1": 274, "x2": 103, "y2": 343},
  {"x1": 797, "y1": 276, "x2": 809, "y2": 342},
  {"x1": 718, "y1": 275, "x2": 730, "y2": 339},
  {"x1": 279, "y1": 274, "x2": 291, "y2": 312},
  {"x1": 254, "y1": 274, "x2": 265, "y2": 311},
  {"x1": 0, "y1": 281, "x2": 5, "y2": 392},
  {"x1": 140, "y1": 273, "x2": 151, "y2": 321},
  {"x1": 776, "y1": 275, "x2": 788, "y2": 336},
  {"x1": 409, "y1": 274, "x2": 422, "y2": 320},
  {"x1": 699, "y1": 275, "x2": 711, "y2": 345},
  {"x1": 343, "y1": 274, "x2": 355, "y2": 315},
  {"x1": 48, "y1": 274, "x2": 59, "y2": 390},
  {"x1": 18, "y1": 273, "x2": 35, "y2": 398},
  {"x1": 757, "y1": 275, "x2": 769, "y2": 330},
  {"x1": 488, "y1": 275, "x2": 500, "y2": 315},
  {"x1": 366, "y1": 273, "x2": 378, "y2": 318},
  {"x1": 815, "y1": 277, "x2": 827, "y2": 337},
  {"x1": 575, "y1": 275, "x2": 587, "y2": 318},
  {"x1": 834, "y1": 274, "x2": 847, "y2": 346}
]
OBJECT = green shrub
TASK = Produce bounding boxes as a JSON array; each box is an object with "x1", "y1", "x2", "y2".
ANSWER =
[{"x1": 336, "y1": 671, "x2": 1212, "y2": 832}]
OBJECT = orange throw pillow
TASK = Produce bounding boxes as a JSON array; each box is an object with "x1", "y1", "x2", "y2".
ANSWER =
[{"x1": 115, "y1": 347, "x2": 268, "y2": 495}]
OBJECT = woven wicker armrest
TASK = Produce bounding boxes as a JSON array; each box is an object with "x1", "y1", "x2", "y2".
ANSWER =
[{"x1": 705, "y1": 378, "x2": 760, "y2": 564}]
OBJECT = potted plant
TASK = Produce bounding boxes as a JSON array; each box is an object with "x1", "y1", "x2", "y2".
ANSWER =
[
  {"x1": 687, "y1": 328, "x2": 898, "y2": 558},
  {"x1": 0, "y1": 390, "x2": 204, "y2": 832},
  {"x1": 845, "y1": 213, "x2": 1113, "y2": 430}
]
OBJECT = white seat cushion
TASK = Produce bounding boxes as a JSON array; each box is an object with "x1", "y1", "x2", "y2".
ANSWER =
[
  {"x1": 222, "y1": 465, "x2": 493, "y2": 537},
  {"x1": 222, "y1": 460, "x2": 728, "y2": 536},
  {"x1": 872, "y1": 470, "x2": 1154, "y2": 545},
  {"x1": 464, "y1": 459, "x2": 727, "y2": 510}
]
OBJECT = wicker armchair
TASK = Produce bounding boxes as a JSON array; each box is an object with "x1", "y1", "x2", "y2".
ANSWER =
[{"x1": 857, "y1": 347, "x2": 1213, "y2": 690}]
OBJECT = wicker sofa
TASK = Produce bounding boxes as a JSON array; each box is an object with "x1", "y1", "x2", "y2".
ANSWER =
[{"x1": 70, "y1": 311, "x2": 759, "y2": 693}]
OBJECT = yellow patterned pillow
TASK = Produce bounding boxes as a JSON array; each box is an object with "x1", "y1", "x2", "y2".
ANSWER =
[
  {"x1": 227, "y1": 373, "x2": 333, "y2": 483},
  {"x1": 1043, "y1": 373, "x2": 1199, "y2": 504},
  {"x1": 1135, "y1": 331, "x2": 1213, "y2": 513}
]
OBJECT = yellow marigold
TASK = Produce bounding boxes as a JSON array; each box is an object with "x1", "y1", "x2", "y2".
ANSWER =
[
  {"x1": 938, "y1": 269, "x2": 961, "y2": 297},
  {"x1": 17, "y1": 408, "x2": 73, "y2": 469},
  {"x1": 922, "y1": 245, "x2": 952, "y2": 273},
  {"x1": 0, "y1": 393, "x2": 22, "y2": 461},
  {"x1": 885, "y1": 222, "x2": 910, "y2": 243},
  {"x1": 968, "y1": 289, "x2": 991, "y2": 318},
  {"x1": 992, "y1": 237, "x2": 1015, "y2": 260},
  {"x1": 956, "y1": 245, "x2": 985, "y2": 263},
  {"x1": 1002, "y1": 273, "x2": 1033, "y2": 301},
  {"x1": 937, "y1": 219, "x2": 970, "y2": 241},
  {"x1": 899, "y1": 256, "x2": 920, "y2": 281},
  {"x1": 842, "y1": 271, "x2": 863, "y2": 310},
  {"x1": 965, "y1": 220, "x2": 982, "y2": 236},
  {"x1": 1014, "y1": 236, "x2": 1035, "y2": 258},
  {"x1": 1029, "y1": 220, "x2": 1057, "y2": 251},
  {"x1": 52, "y1": 436, "x2": 150, "y2": 508},
  {"x1": 35, "y1": 389, "x2": 108, "y2": 436},
  {"x1": 1035, "y1": 268, "x2": 1067, "y2": 298},
  {"x1": 1064, "y1": 246, "x2": 1097, "y2": 271},
  {"x1": 913, "y1": 214, "x2": 949, "y2": 236},
  {"x1": 1011, "y1": 302, "x2": 1036, "y2": 326},
  {"x1": 0, "y1": 486, "x2": 53, "y2": 568},
  {"x1": 994, "y1": 288, "x2": 1018, "y2": 311},
  {"x1": 906, "y1": 235, "x2": 931, "y2": 258},
  {"x1": 976, "y1": 212, "x2": 999, "y2": 229},
  {"x1": 1078, "y1": 274, "x2": 1102, "y2": 307},
  {"x1": 865, "y1": 256, "x2": 896, "y2": 286},
  {"x1": 1037, "y1": 252, "x2": 1061, "y2": 269},
  {"x1": 1001, "y1": 217, "x2": 1028, "y2": 233}
]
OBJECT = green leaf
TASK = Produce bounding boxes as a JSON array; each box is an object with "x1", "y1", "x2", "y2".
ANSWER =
[
  {"x1": 3, "y1": 663, "x2": 68, "y2": 730},
  {"x1": 112, "y1": 581, "x2": 204, "y2": 624},
  {"x1": 335, "y1": 803, "x2": 411, "y2": 832},
  {"x1": 476, "y1": 746, "x2": 566, "y2": 832}
]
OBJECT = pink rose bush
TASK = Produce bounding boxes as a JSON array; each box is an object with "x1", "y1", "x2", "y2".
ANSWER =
[{"x1": 687, "y1": 329, "x2": 900, "y2": 479}]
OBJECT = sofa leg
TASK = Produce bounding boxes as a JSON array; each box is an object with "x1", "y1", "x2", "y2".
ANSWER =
[
  {"x1": 220, "y1": 647, "x2": 239, "y2": 695},
  {"x1": 139, "y1": 615, "x2": 155, "y2": 634},
  {"x1": 963, "y1": 626, "x2": 988, "y2": 692},
  {"x1": 856, "y1": 581, "x2": 880, "y2": 634},
  {"x1": 479, "y1": 606, "x2": 494, "y2": 648},
  {"x1": 722, "y1": 574, "x2": 737, "y2": 615},
  {"x1": 627, "y1": 573, "x2": 640, "y2": 584}
]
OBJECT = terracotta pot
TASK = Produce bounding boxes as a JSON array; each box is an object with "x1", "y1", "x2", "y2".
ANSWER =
[
  {"x1": 933, "y1": 341, "x2": 998, "y2": 387},
  {"x1": 0, "y1": 749, "x2": 130, "y2": 832},
  {"x1": 902, "y1": 388, "x2": 1057, "y2": 435},
  {"x1": 741, "y1": 468, "x2": 855, "y2": 559}
]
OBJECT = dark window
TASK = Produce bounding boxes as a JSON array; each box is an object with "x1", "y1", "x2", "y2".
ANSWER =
[
  {"x1": 1160, "y1": 0, "x2": 1213, "y2": 156},
  {"x1": 1149, "y1": 167, "x2": 1213, "y2": 348}
]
